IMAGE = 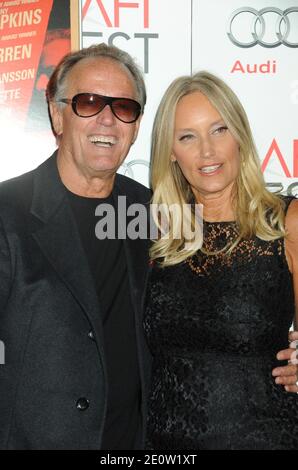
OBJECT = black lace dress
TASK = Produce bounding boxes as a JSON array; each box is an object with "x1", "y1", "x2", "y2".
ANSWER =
[{"x1": 144, "y1": 204, "x2": 298, "y2": 450}]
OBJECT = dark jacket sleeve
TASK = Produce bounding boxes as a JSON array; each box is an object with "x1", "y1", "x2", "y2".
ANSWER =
[{"x1": 0, "y1": 216, "x2": 12, "y2": 316}]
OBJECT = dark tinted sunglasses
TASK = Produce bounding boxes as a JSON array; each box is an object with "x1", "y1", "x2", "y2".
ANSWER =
[{"x1": 58, "y1": 93, "x2": 141, "y2": 123}]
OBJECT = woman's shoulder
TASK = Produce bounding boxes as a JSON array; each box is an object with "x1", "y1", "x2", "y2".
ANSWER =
[
  {"x1": 284, "y1": 196, "x2": 298, "y2": 276},
  {"x1": 278, "y1": 194, "x2": 297, "y2": 214},
  {"x1": 284, "y1": 196, "x2": 298, "y2": 232}
]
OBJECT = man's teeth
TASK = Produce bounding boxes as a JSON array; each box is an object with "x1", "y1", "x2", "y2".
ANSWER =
[
  {"x1": 89, "y1": 136, "x2": 116, "y2": 147},
  {"x1": 200, "y1": 164, "x2": 221, "y2": 174}
]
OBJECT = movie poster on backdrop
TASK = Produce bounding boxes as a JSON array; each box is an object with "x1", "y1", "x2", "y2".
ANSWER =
[
  {"x1": 0, "y1": 0, "x2": 80, "y2": 182},
  {"x1": 82, "y1": 0, "x2": 192, "y2": 186},
  {"x1": 192, "y1": 0, "x2": 298, "y2": 196}
]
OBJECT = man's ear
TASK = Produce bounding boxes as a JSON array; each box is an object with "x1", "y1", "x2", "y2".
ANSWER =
[{"x1": 49, "y1": 102, "x2": 63, "y2": 136}]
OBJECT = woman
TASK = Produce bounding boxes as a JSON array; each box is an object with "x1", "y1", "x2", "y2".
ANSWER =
[{"x1": 144, "y1": 71, "x2": 298, "y2": 450}]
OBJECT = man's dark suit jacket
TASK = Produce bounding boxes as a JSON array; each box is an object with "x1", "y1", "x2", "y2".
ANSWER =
[{"x1": 0, "y1": 153, "x2": 152, "y2": 449}]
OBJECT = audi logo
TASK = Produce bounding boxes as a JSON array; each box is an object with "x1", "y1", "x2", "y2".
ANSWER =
[{"x1": 227, "y1": 7, "x2": 298, "y2": 48}]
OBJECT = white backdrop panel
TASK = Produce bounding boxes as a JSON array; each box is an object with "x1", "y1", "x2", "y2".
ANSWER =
[{"x1": 192, "y1": 0, "x2": 298, "y2": 195}]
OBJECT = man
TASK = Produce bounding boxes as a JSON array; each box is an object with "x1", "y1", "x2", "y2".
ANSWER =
[
  {"x1": 0, "y1": 43, "x2": 151, "y2": 450},
  {"x1": 0, "y1": 44, "x2": 296, "y2": 450}
]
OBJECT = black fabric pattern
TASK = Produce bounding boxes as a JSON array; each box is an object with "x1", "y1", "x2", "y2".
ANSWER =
[{"x1": 144, "y1": 199, "x2": 298, "y2": 450}]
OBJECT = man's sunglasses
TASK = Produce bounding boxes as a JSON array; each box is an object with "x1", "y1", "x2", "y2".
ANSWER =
[{"x1": 58, "y1": 93, "x2": 141, "y2": 123}]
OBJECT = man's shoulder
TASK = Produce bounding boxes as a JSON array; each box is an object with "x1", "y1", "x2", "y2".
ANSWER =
[
  {"x1": 0, "y1": 155, "x2": 54, "y2": 205},
  {"x1": 0, "y1": 157, "x2": 54, "y2": 219},
  {"x1": 0, "y1": 168, "x2": 35, "y2": 203},
  {"x1": 115, "y1": 173, "x2": 152, "y2": 203}
]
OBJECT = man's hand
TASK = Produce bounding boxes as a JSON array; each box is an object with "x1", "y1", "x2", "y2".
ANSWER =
[{"x1": 272, "y1": 331, "x2": 298, "y2": 393}]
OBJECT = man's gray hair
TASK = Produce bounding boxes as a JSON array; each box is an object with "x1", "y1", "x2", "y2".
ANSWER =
[{"x1": 46, "y1": 43, "x2": 146, "y2": 112}]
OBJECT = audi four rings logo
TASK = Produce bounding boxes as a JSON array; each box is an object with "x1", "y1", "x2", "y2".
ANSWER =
[
  {"x1": 120, "y1": 159, "x2": 150, "y2": 181},
  {"x1": 227, "y1": 7, "x2": 298, "y2": 48}
]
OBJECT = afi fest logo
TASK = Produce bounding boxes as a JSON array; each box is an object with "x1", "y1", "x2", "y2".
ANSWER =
[
  {"x1": 82, "y1": 0, "x2": 158, "y2": 73},
  {"x1": 227, "y1": 7, "x2": 298, "y2": 48},
  {"x1": 263, "y1": 139, "x2": 298, "y2": 196}
]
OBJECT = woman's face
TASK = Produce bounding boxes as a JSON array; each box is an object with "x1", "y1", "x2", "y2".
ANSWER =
[{"x1": 171, "y1": 91, "x2": 240, "y2": 203}]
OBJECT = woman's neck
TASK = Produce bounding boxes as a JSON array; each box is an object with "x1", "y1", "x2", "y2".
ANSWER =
[{"x1": 195, "y1": 190, "x2": 235, "y2": 222}]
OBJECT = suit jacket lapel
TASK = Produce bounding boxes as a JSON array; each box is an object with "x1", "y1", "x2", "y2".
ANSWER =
[
  {"x1": 113, "y1": 176, "x2": 150, "y2": 317},
  {"x1": 30, "y1": 153, "x2": 106, "y2": 359}
]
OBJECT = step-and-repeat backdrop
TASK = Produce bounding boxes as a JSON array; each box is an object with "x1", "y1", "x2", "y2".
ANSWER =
[
  {"x1": 0, "y1": 0, "x2": 72, "y2": 180},
  {"x1": 1, "y1": 0, "x2": 297, "y2": 195}
]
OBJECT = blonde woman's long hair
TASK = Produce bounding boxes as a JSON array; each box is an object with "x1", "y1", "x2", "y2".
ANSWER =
[{"x1": 150, "y1": 71, "x2": 285, "y2": 266}]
